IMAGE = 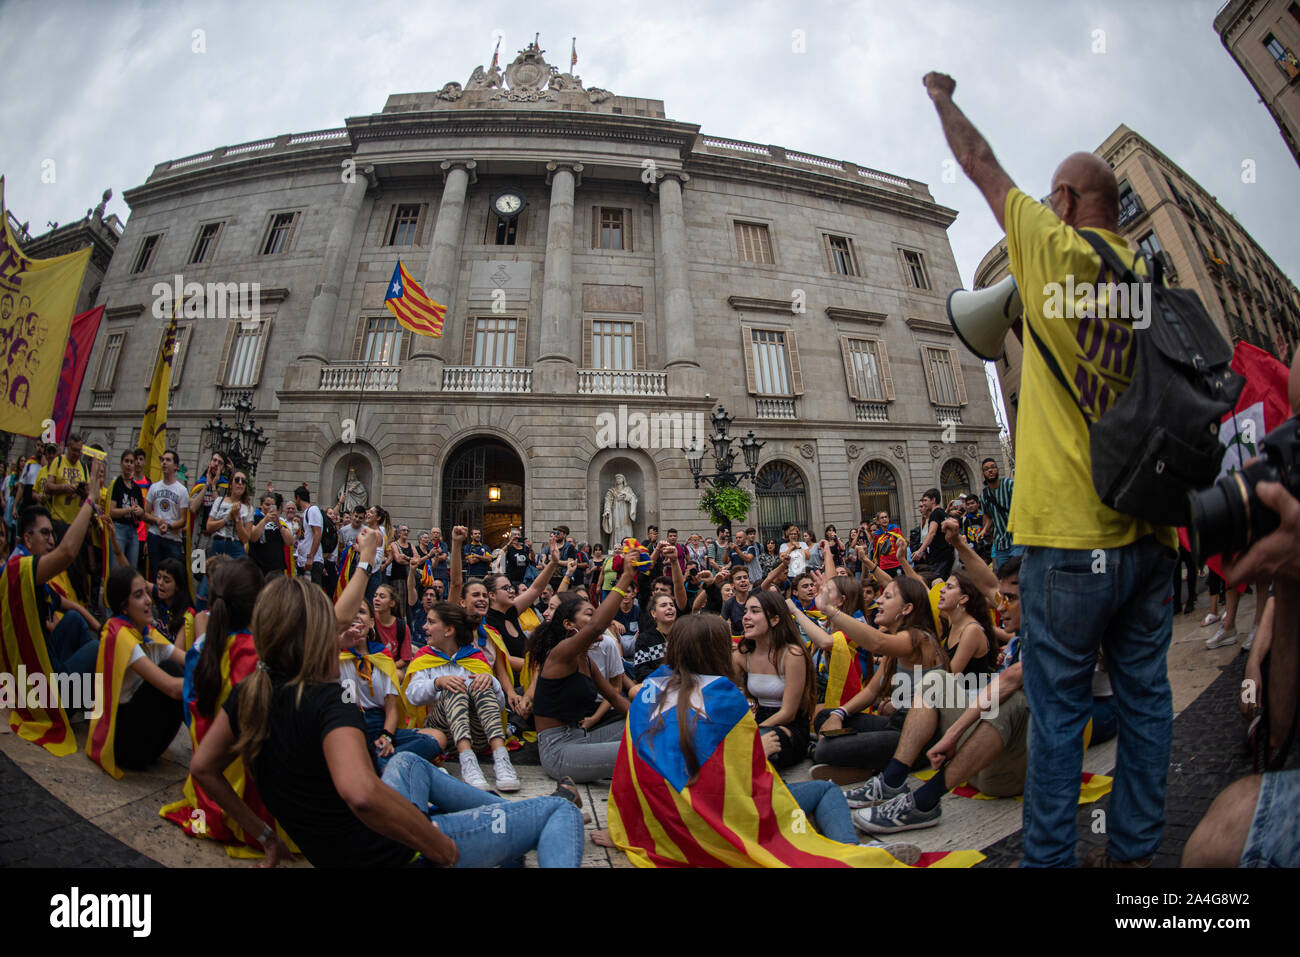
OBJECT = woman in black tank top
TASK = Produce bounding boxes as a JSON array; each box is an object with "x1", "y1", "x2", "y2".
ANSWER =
[
  {"x1": 937, "y1": 571, "x2": 999, "y2": 679},
  {"x1": 482, "y1": 571, "x2": 554, "y2": 681}
]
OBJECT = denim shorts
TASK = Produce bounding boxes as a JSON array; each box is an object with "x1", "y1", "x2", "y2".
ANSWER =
[{"x1": 1241, "y1": 770, "x2": 1300, "y2": 867}]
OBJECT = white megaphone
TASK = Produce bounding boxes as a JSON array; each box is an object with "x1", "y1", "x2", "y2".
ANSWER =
[{"x1": 945, "y1": 275, "x2": 1022, "y2": 361}]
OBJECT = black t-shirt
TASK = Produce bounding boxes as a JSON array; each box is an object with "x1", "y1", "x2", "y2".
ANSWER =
[
  {"x1": 224, "y1": 680, "x2": 412, "y2": 868},
  {"x1": 721, "y1": 595, "x2": 747, "y2": 635},
  {"x1": 504, "y1": 545, "x2": 531, "y2": 584},
  {"x1": 110, "y1": 477, "x2": 144, "y2": 527},
  {"x1": 248, "y1": 518, "x2": 289, "y2": 574},
  {"x1": 925, "y1": 513, "x2": 954, "y2": 567}
]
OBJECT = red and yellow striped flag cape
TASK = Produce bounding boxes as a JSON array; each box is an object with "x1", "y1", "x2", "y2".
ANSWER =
[
  {"x1": 823, "y1": 630, "x2": 871, "y2": 711},
  {"x1": 341, "y1": 643, "x2": 412, "y2": 724},
  {"x1": 401, "y1": 643, "x2": 494, "y2": 728},
  {"x1": 384, "y1": 261, "x2": 445, "y2": 338},
  {"x1": 87, "y1": 617, "x2": 174, "y2": 779},
  {"x1": 0, "y1": 554, "x2": 76, "y2": 755},
  {"x1": 334, "y1": 542, "x2": 356, "y2": 600},
  {"x1": 609, "y1": 668, "x2": 983, "y2": 868},
  {"x1": 159, "y1": 630, "x2": 295, "y2": 857}
]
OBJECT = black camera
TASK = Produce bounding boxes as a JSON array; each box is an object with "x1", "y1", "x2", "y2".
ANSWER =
[{"x1": 1188, "y1": 417, "x2": 1300, "y2": 562}]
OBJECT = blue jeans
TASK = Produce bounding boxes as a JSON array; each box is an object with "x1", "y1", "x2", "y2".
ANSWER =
[
  {"x1": 1020, "y1": 535, "x2": 1176, "y2": 867},
  {"x1": 48, "y1": 613, "x2": 99, "y2": 677},
  {"x1": 1242, "y1": 771, "x2": 1300, "y2": 867},
  {"x1": 112, "y1": 523, "x2": 139, "y2": 570},
  {"x1": 1090, "y1": 696, "x2": 1117, "y2": 747},
  {"x1": 787, "y1": 780, "x2": 858, "y2": 845},
  {"x1": 380, "y1": 752, "x2": 585, "y2": 867},
  {"x1": 147, "y1": 535, "x2": 184, "y2": 575},
  {"x1": 363, "y1": 708, "x2": 442, "y2": 772}
]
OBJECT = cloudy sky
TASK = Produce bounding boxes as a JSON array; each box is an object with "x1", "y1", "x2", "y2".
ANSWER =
[{"x1": 3, "y1": 0, "x2": 1296, "y2": 418}]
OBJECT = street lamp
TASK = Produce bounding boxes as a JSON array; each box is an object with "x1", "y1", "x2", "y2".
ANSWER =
[
  {"x1": 202, "y1": 395, "x2": 269, "y2": 478},
  {"x1": 682, "y1": 405, "x2": 763, "y2": 489}
]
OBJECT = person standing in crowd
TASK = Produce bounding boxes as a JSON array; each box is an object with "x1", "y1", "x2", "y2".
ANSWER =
[
  {"x1": 962, "y1": 494, "x2": 989, "y2": 563},
  {"x1": 108, "y1": 450, "x2": 145, "y2": 571},
  {"x1": 926, "y1": 69, "x2": 1178, "y2": 867},
  {"x1": 779, "y1": 524, "x2": 809, "y2": 578},
  {"x1": 248, "y1": 493, "x2": 294, "y2": 578},
  {"x1": 145, "y1": 450, "x2": 201, "y2": 573},
  {"x1": 978, "y1": 458, "x2": 1019, "y2": 567},
  {"x1": 462, "y1": 527, "x2": 490, "y2": 576},
  {"x1": 36, "y1": 433, "x2": 92, "y2": 602},
  {"x1": 503, "y1": 528, "x2": 533, "y2": 589},
  {"x1": 387, "y1": 523, "x2": 415, "y2": 620},
  {"x1": 293, "y1": 485, "x2": 325, "y2": 588},
  {"x1": 131, "y1": 448, "x2": 150, "y2": 573},
  {"x1": 912, "y1": 489, "x2": 954, "y2": 580},
  {"x1": 206, "y1": 471, "x2": 253, "y2": 562}
]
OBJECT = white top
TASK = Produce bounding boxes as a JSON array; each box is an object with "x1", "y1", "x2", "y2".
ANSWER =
[
  {"x1": 146, "y1": 480, "x2": 191, "y2": 541},
  {"x1": 746, "y1": 672, "x2": 785, "y2": 710},
  {"x1": 339, "y1": 656, "x2": 399, "y2": 711},
  {"x1": 588, "y1": 633, "x2": 625, "y2": 682},
  {"x1": 303, "y1": 505, "x2": 324, "y2": 564},
  {"x1": 371, "y1": 526, "x2": 388, "y2": 565},
  {"x1": 405, "y1": 657, "x2": 505, "y2": 708},
  {"x1": 209, "y1": 497, "x2": 252, "y2": 540},
  {"x1": 121, "y1": 640, "x2": 176, "y2": 704},
  {"x1": 780, "y1": 542, "x2": 808, "y2": 576}
]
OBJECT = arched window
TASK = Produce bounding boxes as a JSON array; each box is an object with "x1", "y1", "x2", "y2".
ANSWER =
[
  {"x1": 858, "y1": 461, "x2": 900, "y2": 527},
  {"x1": 940, "y1": 459, "x2": 972, "y2": 506},
  {"x1": 753, "y1": 461, "x2": 809, "y2": 546}
]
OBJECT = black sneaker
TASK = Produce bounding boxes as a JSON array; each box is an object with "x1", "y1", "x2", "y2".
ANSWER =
[{"x1": 842, "y1": 773, "x2": 909, "y2": 808}]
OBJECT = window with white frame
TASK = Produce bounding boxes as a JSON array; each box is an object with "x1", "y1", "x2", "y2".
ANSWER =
[
  {"x1": 260, "y1": 212, "x2": 299, "y2": 255},
  {"x1": 189, "y1": 222, "x2": 223, "y2": 264},
  {"x1": 387, "y1": 204, "x2": 423, "y2": 246},
  {"x1": 472, "y1": 317, "x2": 518, "y2": 367},
  {"x1": 843, "y1": 338, "x2": 889, "y2": 401},
  {"x1": 750, "y1": 328, "x2": 792, "y2": 394},
  {"x1": 825, "y1": 234, "x2": 858, "y2": 277},
  {"x1": 735, "y1": 222, "x2": 774, "y2": 264},
  {"x1": 132, "y1": 234, "x2": 161, "y2": 274},
  {"x1": 923, "y1": 346, "x2": 963, "y2": 406},
  {"x1": 94, "y1": 332, "x2": 126, "y2": 390},
  {"x1": 902, "y1": 249, "x2": 931, "y2": 290},
  {"x1": 223, "y1": 320, "x2": 269, "y2": 387},
  {"x1": 590, "y1": 320, "x2": 636, "y2": 370},
  {"x1": 362, "y1": 316, "x2": 405, "y2": 365}
]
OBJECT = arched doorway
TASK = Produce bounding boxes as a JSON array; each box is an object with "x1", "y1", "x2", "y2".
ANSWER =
[
  {"x1": 441, "y1": 437, "x2": 525, "y2": 547},
  {"x1": 754, "y1": 461, "x2": 809, "y2": 545},
  {"x1": 940, "y1": 459, "x2": 972, "y2": 505},
  {"x1": 858, "y1": 461, "x2": 900, "y2": 526}
]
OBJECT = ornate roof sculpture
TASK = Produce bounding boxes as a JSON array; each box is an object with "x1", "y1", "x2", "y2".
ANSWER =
[{"x1": 431, "y1": 38, "x2": 613, "y2": 106}]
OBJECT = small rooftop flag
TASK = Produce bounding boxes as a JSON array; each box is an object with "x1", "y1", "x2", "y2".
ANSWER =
[
  {"x1": 571, "y1": 37, "x2": 577, "y2": 69},
  {"x1": 384, "y1": 261, "x2": 445, "y2": 338}
]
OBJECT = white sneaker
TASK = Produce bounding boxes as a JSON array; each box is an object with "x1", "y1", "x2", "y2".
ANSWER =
[
  {"x1": 458, "y1": 751, "x2": 491, "y2": 790},
  {"x1": 1200, "y1": 612, "x2": 1220, "y2": 628},
  {"x1": 1242, "y1": 626, "x2": 1257, "y2": 651},
  {"x1": 492, "y1": 748, "x2": 521, "y2": 792},
  {"x1": 1206, "y1": 625, "x2": 1237, "y2": 649}
]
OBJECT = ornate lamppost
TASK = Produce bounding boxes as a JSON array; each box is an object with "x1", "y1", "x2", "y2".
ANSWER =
[
  {"x1": 201, "y1": 395, "x2": 269, "y2": 479},
  {"x1": 683, "y1": 405, "x2": 763, "y2": 532}
]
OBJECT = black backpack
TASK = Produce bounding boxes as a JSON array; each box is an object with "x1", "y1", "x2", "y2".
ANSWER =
[
  {"x1": 320, "y1": 510, "x2": 338, "y2": 554},
  {"x1": 1025, "y1": 231, "x2": 1244, "y2": 527}
]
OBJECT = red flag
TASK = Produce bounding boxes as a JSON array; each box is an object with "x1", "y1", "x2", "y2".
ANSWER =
[
  {"x1": 50, "y1": 305, "x2": 104, "y2": 444},
  {"x1": 1182, "y1": 343, "x2": 1292, "y2": 583}
]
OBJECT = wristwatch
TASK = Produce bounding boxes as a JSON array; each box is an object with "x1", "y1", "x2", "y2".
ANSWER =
[{"x1": 356, "y1": 561, "x2": 374, "y2": 576}]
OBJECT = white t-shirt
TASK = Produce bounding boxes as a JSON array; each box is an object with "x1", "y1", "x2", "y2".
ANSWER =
[
  {"x1": 208, "y1": 497, "x2": 253, "y2": 540},
  {"x1": 780, "y1": 541, "x2": 809, "y2": 576},
  {"x1": 147, "y1": 480, "x2": 191, "y2": 541},
  {"x1": 303, "y1": 504, "x2": 324, "y2": 564},
  {"x1": 371, "y1": 526, "x2": 388, "y2": 565},
  {"x1": 339, "y1": 656, "x2": 399, "y2": 711},
  {"x1": 121, "y1": 640, "x2": 176, "y2": 704},
  {"x1": 588, "y1": 633, "x2": 626, "y2": 683}
]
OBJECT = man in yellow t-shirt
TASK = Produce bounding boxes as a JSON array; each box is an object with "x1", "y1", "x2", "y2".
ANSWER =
[{"x1": 925, "y1": 71, "x2": 1177, "y2": 869}]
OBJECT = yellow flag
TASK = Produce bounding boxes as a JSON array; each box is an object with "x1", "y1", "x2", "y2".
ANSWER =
[
  {"x1": 0, "y1": 177, "x2": 92, "y2": 437},
  {"x1": 138, "y1": 305, "x2": 179, "y2": 482}
]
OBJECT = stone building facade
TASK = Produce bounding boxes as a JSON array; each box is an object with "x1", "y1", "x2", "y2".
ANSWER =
[
  {"x1": 74, "y1": 42, "x2": 1000, "y2": 546},
  {"x1": 982, "y1": 123, "x2": 1300, "y2": 442},
  {"x1": 1215, "y1": 0, "x2": 1300, "y2": 170}
]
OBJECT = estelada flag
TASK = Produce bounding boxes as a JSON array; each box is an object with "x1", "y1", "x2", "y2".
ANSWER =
[
  {"x1": 1182, "y1": 342, "x2": 1292, "y2": 583},
  {"x1": 50, "y1": 305, "x2": 104, "y2": 444},
  {"x1": 160, "y1": 629, "x2": 292, "y2": 857},
  {"x1": 137, "y1": 306, "x2": 180, "y2": 483},
  {"x1": 0, "y1": 177, "x2": 93, "y2": 436},
  {"x1": 823, "y1": 630, "x2": 871, "y2": 710},
  {"x1": 0, "y1": 553, "x2": 76, "y2": 756},
  {"x1": 87, "y1": 617, "x2": 174, "y2": 779},
  {"x1": 384, "y1": 261, "x2": 445, "y2": 338},
  {"x1": 608, "y1": 666, "x2": 983, "y2": 868}
]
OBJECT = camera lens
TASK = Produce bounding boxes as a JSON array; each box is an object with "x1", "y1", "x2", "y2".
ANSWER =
[{"x1": 1187, "y1": 473, "x2": 1251, "y2": 562}]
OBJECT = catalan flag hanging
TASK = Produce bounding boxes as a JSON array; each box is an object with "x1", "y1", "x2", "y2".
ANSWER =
[
  {"x1": 384, "y1": 261, "x2": 445, "y2": 338},
  {"x1": 608, "y1": 667, "x2": 983, "y2": 868}
]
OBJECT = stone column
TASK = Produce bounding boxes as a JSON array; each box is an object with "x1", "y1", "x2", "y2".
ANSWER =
[
  {"x1": 410, "y1": 159, "x2": 476, "y2": 374},
  {"x1": 535, "y1": 161, "x2": 583, "y2": 391},
  {"x1": 654, "y1": 171, "x2": 704, "y2": 396},
  {"x1": 295, "y1": 167, "x2": 373, "y2": 364}
]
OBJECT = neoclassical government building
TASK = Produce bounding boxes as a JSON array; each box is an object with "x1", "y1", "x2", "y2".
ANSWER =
[{"x1": 75, "y1": 42, "x2": 1001, "y2": 546}]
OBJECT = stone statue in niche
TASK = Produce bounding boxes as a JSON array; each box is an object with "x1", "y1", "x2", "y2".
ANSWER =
[
  {"x1": 602, "y1": 474, "x2": 638, "y2": 551},
  {"x1": 337, "y1": 466, "x2": 368, "y2": 513}
]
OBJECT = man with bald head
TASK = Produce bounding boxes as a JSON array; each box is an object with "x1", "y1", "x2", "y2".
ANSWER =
[{"x1": 925, "y1": 72, "x2": 1178, "y2": 868}]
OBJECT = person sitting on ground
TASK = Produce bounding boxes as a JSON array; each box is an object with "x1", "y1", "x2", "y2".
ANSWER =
[
  {"x1": 191, "y1": 565, "x2": 585, "y2": 867},
  {"x1": 529, "y1": 562, "x2": 638, "y2": 783},
  {"x1": 788, "y1": 573, "x2": 872, "y2": 715},
  {"x1": 606, "y1": 612, "x2": 920, "y2": 867},
  {"x1": 162, "y1": 556, "x2": 281, "y2": 852},
  {"x1": 88, "y1": 565, "x2": 187, "y2": 777},
  {"x1": 633, "y1": 571, "x2": 686, "y2": 681},
  {"x1": 806, "y1": 577, "x2": 950, "y2": 783},
  {"x1": 733, "y1": 590, "x2": 816, "y2": 770},
  {"x1": 483, "y1": 550, "x2": 560, "y2": 678},
  {"x1": 369, "y1": 583, "x2": 412, "y2": 671},
  {"x1": 151, "y1": 557, "x2": 197, "y2": 651},
  {"x1": 2, "y1": 483, "x2": 105, "y2": 756},
  {"x1": 341, "y1": 598, "x2": 443, "y2": 773}
]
